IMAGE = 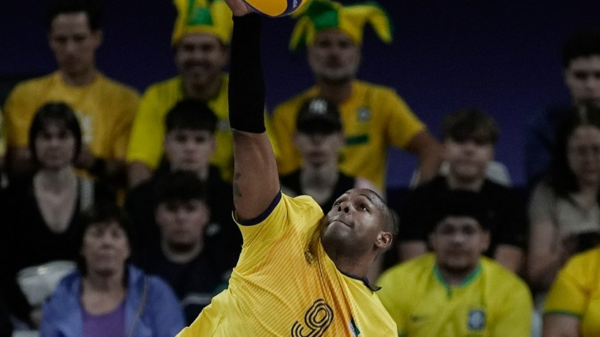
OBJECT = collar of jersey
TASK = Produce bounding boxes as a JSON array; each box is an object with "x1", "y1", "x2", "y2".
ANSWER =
[
  {"x1": 339, "y1": 270, "x2": 381, "y2": 292},
  {"x1": 433, "y1": 262, "x2": 482, "y2": 292}
]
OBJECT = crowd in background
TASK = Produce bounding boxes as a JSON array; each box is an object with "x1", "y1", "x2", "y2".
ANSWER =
[{"x1": 1, "y1": 0, "x2": 600, "y2": 336}]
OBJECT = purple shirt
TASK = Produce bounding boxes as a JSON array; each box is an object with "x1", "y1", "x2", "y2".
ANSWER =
[{"x1": 82, "y1": 300, "x2": 126, "y2": 337}]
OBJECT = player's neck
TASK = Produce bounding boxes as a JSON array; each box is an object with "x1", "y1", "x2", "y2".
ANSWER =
[
  {"x1": 60, "y1": 67, "x2": 98, "y2": 87},
  {"x1": 446, "y1": 174, "x2": 484, "y2": 191},
  {"x1": 317, "y1": 79, "x2": 353, "y2": 105},
  {"x1": 323, "y1": 239, "x2": 372, "y2": 278},
  {"x1": 183, "y1": 76, "x2": 222, "y2": 101}
]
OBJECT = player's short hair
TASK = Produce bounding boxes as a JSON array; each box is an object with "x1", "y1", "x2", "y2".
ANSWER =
[
  {"x1": 47, "y1": 0, "x2": 103, "y2": 31},
  {"x1": 442, "y1": 108, "x2": 499, "y2": 144},
  {"x1": 367, "y1": 190, "x2": 398, "y2": 236},
  {"x1": 29, "y1": 102, "x2": 83, "y2": 166},
  {"x1": 155, "y1": 171, "x2": 207, "y2": 208},
  {"x1": 562, "y1": 30, "x2": 600, "y2": 68},
  {"x1": 165, "y1": 99, "x2": 219, "y2": 134}
]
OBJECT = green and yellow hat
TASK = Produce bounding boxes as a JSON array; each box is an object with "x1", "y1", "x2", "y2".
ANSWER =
[
  {"x1": 289, "y1": 0, "x2": 392, "y2": 50},
  {"x1": 172, "y1": 0, "x2": 233, "y2": 45}
]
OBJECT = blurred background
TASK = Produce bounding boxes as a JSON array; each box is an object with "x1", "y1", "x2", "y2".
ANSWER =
[{"x1": 2, "y1": 0, "x2": 600, "y2": 188}]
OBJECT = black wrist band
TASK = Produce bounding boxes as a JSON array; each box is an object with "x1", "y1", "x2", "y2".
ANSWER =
[{"x1": 229, "y1": 14, "x2": 266, "y2": 133}]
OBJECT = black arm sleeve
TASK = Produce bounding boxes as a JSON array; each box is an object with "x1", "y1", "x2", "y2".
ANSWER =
[{"x1": 228, "y1": 14, "x2": 266, "y2": 134}]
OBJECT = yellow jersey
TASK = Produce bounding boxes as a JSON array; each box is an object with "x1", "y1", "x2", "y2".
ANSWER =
[
  {"x1": 378, "y1": 254, "x2": 532, "y2": 337},
  {"x1": 3, "y1": 71, "x2": 139, "y2": 160},
  {"x1": 544, "y1": 247, "x2": 600, "y2": 337},
  {"x1": 271, "y1": 80, "x2": 425, "y2": 190},
  {"x1": 178, "y1": 192, "x2": 396, "y2": 337}
]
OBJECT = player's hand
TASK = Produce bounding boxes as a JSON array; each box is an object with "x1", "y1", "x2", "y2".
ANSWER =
[{"x1": 224, "y1": 0, "x2": 253, "y2": 16}]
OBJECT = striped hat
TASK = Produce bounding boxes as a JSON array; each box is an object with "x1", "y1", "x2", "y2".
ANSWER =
[
  {"x1": 289, "y1": 0, "x2": 392, "y2": 50},
  {"x1": 172, "y1": 0, "x2": 233, "y2": 45}
]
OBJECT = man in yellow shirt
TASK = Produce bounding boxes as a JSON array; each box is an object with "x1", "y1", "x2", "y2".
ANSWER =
[
  {"x1": 126, "y1": 0, "x2": 235, "y2": 187},
  {"x1": 178, "y1": 4, "x2": 397, "y2": 336},
  {"x1": 272, "y1": 0, "x2": 441, "y2": 190},
  {"x1": 378, "y1": 190, "x2": 532, "y2": 337},
  {"x1": 3, "y1": 0, "x2": 139, "y2": 183},
  {"x1": 543, "y1": 246, "x2": 600, "y2": 337}
]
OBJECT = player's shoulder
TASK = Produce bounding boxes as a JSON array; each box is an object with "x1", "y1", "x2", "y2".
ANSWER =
[{"x1": 282, "y1": 192, "x2": 324, "y2": 218}]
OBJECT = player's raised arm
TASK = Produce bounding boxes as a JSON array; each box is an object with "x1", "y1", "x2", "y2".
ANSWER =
[{"x1": 227, "y1": 4, "x2": 280, "y2": 222}]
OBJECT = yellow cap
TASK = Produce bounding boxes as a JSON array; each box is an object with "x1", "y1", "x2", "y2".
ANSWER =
[
  {"x1": 290, "y1": 0, "x2": 392, "y2": 50},
  {"x1": 172, "y1": 0, "x2": 233, "y2": 45}
]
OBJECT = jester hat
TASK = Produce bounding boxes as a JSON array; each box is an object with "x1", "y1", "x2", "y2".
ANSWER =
[
  {"x1": 289, "y1": 0, "x2": 392, "y2": 50},
  {"x1": 172, "y1": 0, "x2": 233, "y2": 45}
]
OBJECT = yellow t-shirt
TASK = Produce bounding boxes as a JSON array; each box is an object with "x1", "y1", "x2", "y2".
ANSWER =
[
  {"x1": 3, "y1": 71, "x2": 139, "y2": 160},
  {"x1": 378, "y1": 254, "x2": 532, "y2": 337},
  {"x1": 178, "y1": 192, "x2": 397, "y2": 337},
  {"x1": 126, "y1": 76, "x2": 231, "y2": 181},
  {"x1": 271, "y1": 81, "x2": 426, "y2": 190},
  {"x1": 544, "y1": 247, "x2": 600, "y2": 337}
]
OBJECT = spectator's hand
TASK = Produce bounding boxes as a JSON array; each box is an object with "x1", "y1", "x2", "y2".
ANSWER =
[
  {"x1": 224, "y1": 0, "x2": 253, "y2": 16},
  {"x1": 75, "y1": 144, "x2": 95, "y2": 170}
]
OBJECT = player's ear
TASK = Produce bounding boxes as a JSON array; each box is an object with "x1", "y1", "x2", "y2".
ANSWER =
[{"x1": 375, "y1": 231, "x2": 392, "y2": 250}]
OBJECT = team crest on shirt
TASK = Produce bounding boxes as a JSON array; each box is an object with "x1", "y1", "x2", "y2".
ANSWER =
[
  {"x1": 356, "y1": 107, "x2": 370, "y2": 122},
  {"x1": 349, "y1": 317, "x2": 361, "y2": 337},
  {"x1": 467, "y1": 309, "x2": 486, "y2": 330}
]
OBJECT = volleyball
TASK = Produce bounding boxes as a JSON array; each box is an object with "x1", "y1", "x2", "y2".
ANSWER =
[{"x1": 243, "y1": 0, "x2": 308, "y2": 17}]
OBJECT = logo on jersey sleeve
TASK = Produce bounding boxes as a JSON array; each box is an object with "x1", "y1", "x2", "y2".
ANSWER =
[
  {"x1": 291, "y1": 299, "x2": 333, "y2": 337},
  {"x1": 467, "y1": 309, "x2": 486, "y2": 331}
]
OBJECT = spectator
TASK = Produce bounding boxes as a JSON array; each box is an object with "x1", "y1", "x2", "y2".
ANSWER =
[
  {"x1": 398, "y1": 109, "x2": 527, "y2": 273},
  {"x1": 280, "y1": 97, "x2": 382, "y2": 212},
  {"x1": 272, "y1": 0, "x2": 440, "y2": 191},
  {"x1": 40, "y1": 203, "x2": 185, "y2": 337},
  {"x1": 528, "y1": 106, "x2": 600, "y2": 291},
  {"x1": 126, "y1": 0, "x2": 234, "y2": 187},
  {"x1": 1, "y1": 102, "x2": 113, "y2": 327},
  {"x1": 3, "y1": 0, "x2": 139, "y2": 186},
  {"x1": 125, "y1": 99, "x2": 238, "y2": 254},
  {"x1": 378, "y1": 191, "x2": 533, "y2": 337},
  {"x1": 543, "y1": 245, "x2": 600, "y2": 337},
  {"x1": 525, "y1": 30, "x2": 600, "y2": 186},
  {"x1": 134, "y1": 172, "x2": 234, "y2": 324}
]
